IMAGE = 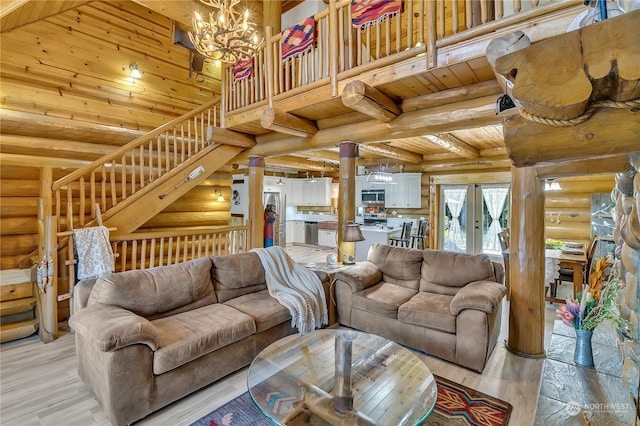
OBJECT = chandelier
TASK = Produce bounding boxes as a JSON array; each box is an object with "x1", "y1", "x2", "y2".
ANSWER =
[{"x1": 189, "y1": 0, "x2": 264, "y2": 64}]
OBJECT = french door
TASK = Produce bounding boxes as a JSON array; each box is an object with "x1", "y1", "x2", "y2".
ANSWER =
[{"x1": 439, "y1": 184, "x2": 510, "y2": 255}]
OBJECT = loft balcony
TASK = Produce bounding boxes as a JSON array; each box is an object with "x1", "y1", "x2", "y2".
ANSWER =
[{"x1": 221, "y1": 0, "x2": 585, "y2": 152}]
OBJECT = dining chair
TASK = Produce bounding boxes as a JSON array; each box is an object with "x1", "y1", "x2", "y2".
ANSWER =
[
  {"x1": 411, "y1": 220, "x2": 428, "y2": 249},
  {"x1": 390, "y1": 222, "x2": 412, "y2": 247}
]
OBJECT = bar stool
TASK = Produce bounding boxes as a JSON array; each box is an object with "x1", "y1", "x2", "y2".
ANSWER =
[
  {"x1": 390, "y1": 222, "x2": 412, "y2": 247},
  {"x1": 411, "y1": 220, "x2": 428, "y2": 249}
]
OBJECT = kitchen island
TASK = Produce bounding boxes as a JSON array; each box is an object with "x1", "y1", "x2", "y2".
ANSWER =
[{"x1": 354, "y1": 226, "x2": 401, "y2": 261}]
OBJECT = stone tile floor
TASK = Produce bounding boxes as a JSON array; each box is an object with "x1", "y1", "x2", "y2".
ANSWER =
[{"x1": 535, "y1": 321, "x2": 636, "y2": 425}]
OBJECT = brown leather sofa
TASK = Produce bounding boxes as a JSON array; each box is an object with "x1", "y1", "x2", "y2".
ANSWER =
[
  {"x1": 69, "y1": 252, "x2": 329, "y2": 425},
  {"x1": 334, "y1": 244, "x2": 506, "y2": 372}
]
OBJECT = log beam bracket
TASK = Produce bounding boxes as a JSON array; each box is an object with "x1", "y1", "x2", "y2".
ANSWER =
[
  {"x1": 260, "y1": 108, "x2": 319, "y2": 138},
  {"x1": 341, "y1": 81, "x2": 402, "y2": 122}
]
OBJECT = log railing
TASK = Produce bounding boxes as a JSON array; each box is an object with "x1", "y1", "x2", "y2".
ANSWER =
[
  {"x1": 51, "y1": 98, "x2": 221, "y2": 233},
  {"x1": 110, "y1": 225, "x2": 248, "y2": 272},
  {"x1": 223, "y1": 0, "x2": 582, "y2": 113}
]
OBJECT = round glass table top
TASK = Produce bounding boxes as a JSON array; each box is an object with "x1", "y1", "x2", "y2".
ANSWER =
[{"x1": 248, "y1": 329, "x2": 437, "y2": 425}]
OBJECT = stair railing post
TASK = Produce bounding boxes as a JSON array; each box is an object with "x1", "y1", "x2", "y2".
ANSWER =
[{"x1": 329, "y1": 0, "x2": 339, "y2": 97}]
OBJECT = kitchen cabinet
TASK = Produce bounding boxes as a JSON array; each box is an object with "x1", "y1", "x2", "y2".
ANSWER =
[
  {"x1": 285, "y1": 221, "x2": 294, "y2": 245},
  {"x1": 289, "y1": 178, "x2": 331, "y2": 206},
  {"x1": 384, "y1": 173, "x2": 422, "y2": 208},
  {"x1": 289, "y1": 220, "x2": 306, "y2": 244},
  {"x1": 318, "y1": 230, "x2": 337, "y2": 248},
  {"x1": 356, "y1": 176, "x2": 365, "y2": 207}
]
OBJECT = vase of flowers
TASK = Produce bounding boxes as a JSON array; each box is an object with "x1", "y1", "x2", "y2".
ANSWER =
[{"x1": 556, "y1": 257, "x2": 628, "y2": 368}]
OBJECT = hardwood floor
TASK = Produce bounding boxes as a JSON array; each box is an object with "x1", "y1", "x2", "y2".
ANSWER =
[{"x1": 0, "y1": 245, "x2": 560, "y2": 426}]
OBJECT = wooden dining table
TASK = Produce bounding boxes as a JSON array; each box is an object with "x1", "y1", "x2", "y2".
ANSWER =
[{"x1": 545, "y1": 248, "x2": 587, "y2": 303}]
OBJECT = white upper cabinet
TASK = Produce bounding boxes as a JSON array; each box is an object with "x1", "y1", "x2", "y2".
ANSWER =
[
  {"x1": 263, "y1": 176, "x2": 282, "y2": 193},
  {"x1": 289, "y1": 178, "x2": 331, "y2": 206},
  {"x1": 384, "y1": 173, "x2": 422, "y2": 208}
]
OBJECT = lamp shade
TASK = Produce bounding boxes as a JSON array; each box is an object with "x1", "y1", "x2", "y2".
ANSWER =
[{"x1": 343, "y1": 223, "x2": 365, "y2": 242}]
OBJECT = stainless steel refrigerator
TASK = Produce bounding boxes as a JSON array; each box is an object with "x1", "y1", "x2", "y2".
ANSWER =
[{"x1": 263, "y1": 192, "x2": 287, "y2": 247}]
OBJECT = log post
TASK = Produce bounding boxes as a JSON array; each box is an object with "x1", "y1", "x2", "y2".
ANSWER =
[
  {"x1": 37, "y1": 167, "x2": 58, "y2": 342},
  {"x1": 426, "y1": 0, "x2": 437, "y2": 69},
  {"x1": 329, "y1": 0, "x2": 339, "y2": 97},
  {"x1": 338, "y1": 143, "x2": 358, "y2": 262},
  {"x1": 262, "y1": 0, "x2": 281, "y2": 34},
  {"x1": 248, "y1": 156, "x2": 265, "y2": 249},
  {"x1": 507, "y1": 165, "x2": 545, "y2": 358},
  {"x1": 265, "y1": 26, "x2": 274, "y2": 108}
]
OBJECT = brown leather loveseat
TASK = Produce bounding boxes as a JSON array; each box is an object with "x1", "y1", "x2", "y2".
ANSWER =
[
  {"x1": 69, "y1": 252, "x2": 329, "y2": 425},
  {"x1": 334, "y1": 244, "x2": 506, "y2": 372}
]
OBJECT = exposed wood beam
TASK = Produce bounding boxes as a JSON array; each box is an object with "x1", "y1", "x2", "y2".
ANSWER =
[
  {"x1": 360, "y1": 143, "x2": 423, "y2": 164},
  {"x1": 293, "y1": 150, "x2": 341, "y2": 163},
  {"x1": 423, "y1": 134, "x2": 480, "y2": 159},
  {"x1": 535, "y1": 154, "x2": 633, "y2": 179},
  {"x1": 341, "y1": 80, "x2": 401, "y2": 122},
  {"x1": 401, "y1": 80, "x2": 502, "y2": 112},
  {"x1": 248, "y1": 97, "x2": 500, "y2": 158},
  {"x1": 0, "y1": 153, "x2": 89, "y2": 169},
  {"x1": 504, "y1": 108, "x2": 640, "y2": 167},
  {"x1": 263, "y1": 155, "x2": 332, "y2": 172},
  {"x1": 405, "y1": 156, "x2": 511, "y2": 173},
  {"x1": 389, "y1": 95, "x2": 501, "y2": 139},
  {"x1": 496, "y1": 10, "x2": 640, "y2": 121},
  {"x1": 260, "y1": 108, "x2": 319, "y2": 137},
  {"x1": 208, "y1": 128, "x2": 256, "y2": 148}
]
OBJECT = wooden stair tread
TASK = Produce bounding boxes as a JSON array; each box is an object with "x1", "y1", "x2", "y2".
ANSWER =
[
  {"x1": 0, "y1": 318, "x2": 38, "y2": 343},
  {"x1": 0, "y1": 297, "x2": 36, "y2": 316}
]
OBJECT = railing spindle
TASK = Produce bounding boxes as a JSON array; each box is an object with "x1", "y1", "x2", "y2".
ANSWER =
[{"x1": 79, "y1": 177, "x2": 85, "y2": 226}]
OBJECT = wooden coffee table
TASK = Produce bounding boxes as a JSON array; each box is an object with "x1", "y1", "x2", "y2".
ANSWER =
[{"x1": 247, "y1": 329, "x2": 437, "y2": 425}]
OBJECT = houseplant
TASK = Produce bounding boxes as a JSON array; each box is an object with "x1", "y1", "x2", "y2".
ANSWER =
[{"x1": 556, "y1": 256, "x2": 628, "y2": 367}]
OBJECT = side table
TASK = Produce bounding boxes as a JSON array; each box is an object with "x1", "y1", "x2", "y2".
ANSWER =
[{"x1": 301, "y1": 261, "x2": 358, "y2": 326}]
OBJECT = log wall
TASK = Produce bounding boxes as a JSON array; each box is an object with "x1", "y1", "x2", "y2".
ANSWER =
[
  {"x1": 614, "y1": 155, "x2": 640, "y2": 412},
  {"x1": 544, "y1": 174, "x2": 615, "y2": 245}
]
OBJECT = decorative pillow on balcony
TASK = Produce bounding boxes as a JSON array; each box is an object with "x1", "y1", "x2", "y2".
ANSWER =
[
  {"x1": 281, "y1": 17, "x2": 315, "y2": 62},
  {"x1": 351, "y1": 0, "x2": 403, "y2": 29},
  {"x1": 232, "y1": 57, "x2": 254, "y2": 82}
]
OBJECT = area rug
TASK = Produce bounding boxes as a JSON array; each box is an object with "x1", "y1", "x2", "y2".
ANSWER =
[{"x1": 190, "y1": 375, "x2": 512, "y2": 426}]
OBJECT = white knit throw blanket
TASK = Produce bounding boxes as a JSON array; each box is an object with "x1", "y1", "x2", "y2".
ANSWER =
[
  {"x1": 251, "y1": 246, "x2": 328, "y2": 335},
  {"x1": 73, "y1": 226, "x2": 115, "y2": 280}
]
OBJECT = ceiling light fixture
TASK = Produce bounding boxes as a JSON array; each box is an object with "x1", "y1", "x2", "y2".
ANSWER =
[
  {"x1": 544, "y1": 179, "x2": 561, "y2": 191},
  {"x1": 189, "y1": 0, "x2": 264, "y2": 64},
  {"x1": 129, "y1": 63, "x2": 142, "y2": 79}
]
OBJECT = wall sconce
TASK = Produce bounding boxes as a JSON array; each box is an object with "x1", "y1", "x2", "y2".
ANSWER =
[
  {"x1": 129, "y1": 63, "x2": 142, "y2": 79},
  {"x1": 214, "y1": 189, "x2": 225, "y2": 202},
  {"x1": 544, "y1": 179, "x2": 561, "y2": 191}
]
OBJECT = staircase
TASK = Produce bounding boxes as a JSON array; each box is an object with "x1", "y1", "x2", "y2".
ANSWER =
[
  {"x1": 29, "y1": 98, "x2": 250, "y2": 343},
  {"x1": 50, "y1": 98, "x2": 244, "y2": 235}
]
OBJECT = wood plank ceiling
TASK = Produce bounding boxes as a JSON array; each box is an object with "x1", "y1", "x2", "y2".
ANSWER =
[{"x1": 3, "y1": 1, "x2": 623, "y2": 178}]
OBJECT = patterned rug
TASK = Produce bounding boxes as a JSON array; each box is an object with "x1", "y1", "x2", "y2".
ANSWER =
[{"x1": 190, "y1": 375, "x2": 512, "y2": 426}]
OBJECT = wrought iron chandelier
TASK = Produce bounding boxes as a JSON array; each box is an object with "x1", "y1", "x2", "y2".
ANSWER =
[{"x1": 189, "y1": 0, "x2": 264, "y2": 64}]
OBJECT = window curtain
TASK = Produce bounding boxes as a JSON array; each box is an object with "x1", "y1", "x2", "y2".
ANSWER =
[
  {"x1": 443, "y1": 187, "x2": 467, "y2": 252},
  {"x1": 481, "y1": 186, "x2": 509, "y2": 253}
]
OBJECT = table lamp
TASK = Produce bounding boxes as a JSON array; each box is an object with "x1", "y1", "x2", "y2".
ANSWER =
[{"x1": 338, "y1": 221, "x2": 365, "y2": 265}]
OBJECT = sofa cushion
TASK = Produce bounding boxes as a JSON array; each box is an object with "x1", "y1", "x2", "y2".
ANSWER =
[
  {"x1": 224, "y1": 289, "x2": 291, "y2": 333},
  {"x1": 352, "y1": 282, "x2": 417, "y2": 318},
  {"x1": 211, "y1": 252, "x2": 267, "y2": 303},
  {"x1": 151, "y1": 304, "x2": 256, "y2": 375},
  {"x1": 398, "y1": 292, "x2": 456, "y2": 333},
  {"x1": 88, "y1": 257, "x2": 216, "y2": 317},
  {"x1": 419, "y1": 250, "x2": 496, "y2": 295},
  {"x1": 367, "y1": 244, "x2": 424, "y2": 290}
]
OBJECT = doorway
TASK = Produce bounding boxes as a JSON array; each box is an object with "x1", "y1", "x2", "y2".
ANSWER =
[{"x1": 439, "y1": 184, "x2": 510, "y2": 256}]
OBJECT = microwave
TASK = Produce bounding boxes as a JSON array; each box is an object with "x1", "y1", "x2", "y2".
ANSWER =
[{"x1": 361, "y1": 189, "x2": 385, "y2": 204}]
